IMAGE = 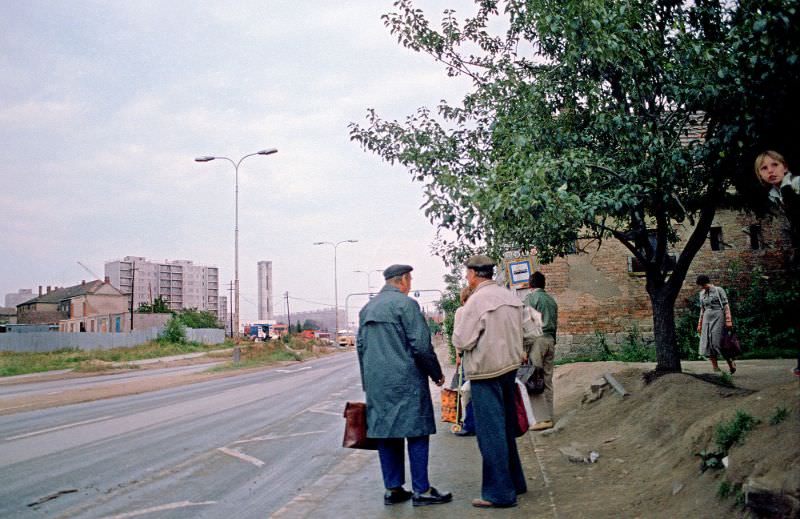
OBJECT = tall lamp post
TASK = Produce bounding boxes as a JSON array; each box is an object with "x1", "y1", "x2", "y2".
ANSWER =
[
  {"x1": 353, "y1": 268, "x2": 383, "y2": 292},
  {"x1": 195, "y1": 148, "x2": 278, "y2": 338},
  {"x1": 314, "y1": 239, "x2": 358, "y2": 338}
]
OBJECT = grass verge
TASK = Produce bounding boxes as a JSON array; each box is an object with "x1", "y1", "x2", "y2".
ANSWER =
[{"x1": 0, "y1": 339, "x2": 235, "y2": 377}]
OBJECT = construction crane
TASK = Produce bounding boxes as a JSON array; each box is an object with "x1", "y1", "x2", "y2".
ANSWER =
[{"x1": 77, "y1": 261, "x2": 103, "y2": 282}]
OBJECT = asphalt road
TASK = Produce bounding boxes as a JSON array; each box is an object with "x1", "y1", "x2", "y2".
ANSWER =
[{"x1": 0, "y1": 352, "x2": 363, "y2": 518}]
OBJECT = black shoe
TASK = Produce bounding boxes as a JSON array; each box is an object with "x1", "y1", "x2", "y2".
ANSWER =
[
  {"x1": 453, "y1": 429, "x2": 475, "y2": 436},
  {"x1": 412, "y1": 486, "x2": 453, "y2": 506},
  {"x1": 384, "y1": 487, "x2": 412, "y2": 505}
]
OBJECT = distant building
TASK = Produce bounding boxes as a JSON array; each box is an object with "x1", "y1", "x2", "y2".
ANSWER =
[
  {"x1": 276, "y1": 308, "x2": 347, "y2": 333},
  {"x1": 17, "y1": 280, "x2": 127, "y2": 326},
  {"x1": 105, "y1": 256, "x2": 220, "y2": 317},
  {"x1": 4, "y1": 288, "x2": 36, "y2": 308},
  {"x1": 219, "y1": 295, "x2": 229, "y2": 334},
  {"x1": 257, "y1": 261, "x2": 274, "y2": 320},
  {"x1": 0, "y1": 307, "x2": 17, "y2": 325}
]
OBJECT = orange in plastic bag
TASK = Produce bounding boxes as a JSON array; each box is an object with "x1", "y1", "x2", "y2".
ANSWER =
[{"x1": 441, "y1": 387, "x2": 458, "y2": 423}]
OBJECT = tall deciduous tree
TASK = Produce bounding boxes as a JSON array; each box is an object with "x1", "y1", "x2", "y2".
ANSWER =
[{"x1": 350, "y1": 0, "x2": 799, "y2": 372}]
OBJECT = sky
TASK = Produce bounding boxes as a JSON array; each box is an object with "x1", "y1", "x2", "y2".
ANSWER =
[{"x1": 0, "y1": 0, "x2": 477, "y2": 325}]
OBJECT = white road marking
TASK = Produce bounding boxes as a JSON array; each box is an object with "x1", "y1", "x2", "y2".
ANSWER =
[
  {"x1": 100, "y1": 500, "x2": 217, "y2": 518},
  {"x1": 275, "y1": 366, "x2": 312, "y2": 373},
  {"x1": 217, "y1": 447, "x2": 266, "y2": 467},
  {"x1": 0, "y1": 404, "x2": 33, "y2": 412},
  {"x1": 232, "y1": 430, "x2": 328, "y2": 445},
  {"x1": 47, "y1": 391, "x2": 63, "y2": 395},
  {"x1": 307, "y1": 409, "x2": 341, "y2": 416},
  {"x1": 5, "y1": 415, "x2": 114, "y2": 441}
]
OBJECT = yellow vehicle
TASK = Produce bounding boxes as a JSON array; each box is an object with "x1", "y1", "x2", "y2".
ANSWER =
[{"x1": 337, "y1": 334, "x2": 356, "y2": 347}]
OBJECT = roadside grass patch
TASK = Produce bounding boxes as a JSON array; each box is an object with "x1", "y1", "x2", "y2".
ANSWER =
[
  {"x1": 0, "y1": 340, "x2": 231, "y2": 377},
  {"x1": 769, "y1": 406, "x2": 789, "y2": 425},
  {"x1": 208, "y1": 340, "x2": 317, "y2": 372},
  {"x1": 715, "y1": 410, "x2": 760, "y2": 453}
]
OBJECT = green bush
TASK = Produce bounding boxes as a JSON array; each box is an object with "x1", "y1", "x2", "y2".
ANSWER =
[
  {"x1": 677, "y1": 267, "x2": 799, "y2": 360},
  {"x1": 160, "y1": 317, "x2": 187, "y2": 344},
  {"x1": 769, "y1": 407, "x2": 789, "y2": 425},
  {"x1": 715, "y1": 410, "x2": 760, "y2": 453},
  {"x1": 175, "y1": 309, "x2": 222, "y2": 329}
]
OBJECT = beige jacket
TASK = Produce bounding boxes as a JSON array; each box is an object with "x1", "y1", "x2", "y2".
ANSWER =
[{"x1": 453, "y1": 280, "x2": 540, "y2": 380}]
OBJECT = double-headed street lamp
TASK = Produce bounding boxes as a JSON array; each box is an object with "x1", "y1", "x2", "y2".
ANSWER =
[
  {"x1": 314, "y1": 239, "x2": 358, "y2": 338},
  {"x1": 353, "y1": 269, "x2": 383, "y2": 292},
  {"x1": 195, "y1": 148, "x2": 278, "y2": 338}
]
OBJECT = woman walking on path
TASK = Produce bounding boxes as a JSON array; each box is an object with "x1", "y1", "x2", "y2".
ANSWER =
[{"x1": 696, "y1": 274, "x2": 736, "y2": 374}]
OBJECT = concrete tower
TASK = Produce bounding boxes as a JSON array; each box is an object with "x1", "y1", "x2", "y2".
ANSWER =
[{"x1": 257, "y1": 261, "x2": 273, "y2": 320}]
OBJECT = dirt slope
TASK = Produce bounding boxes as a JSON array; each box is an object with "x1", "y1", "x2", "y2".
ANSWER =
[{"x1": 536, "y1": 362, "x2": 799, "y2": 518}]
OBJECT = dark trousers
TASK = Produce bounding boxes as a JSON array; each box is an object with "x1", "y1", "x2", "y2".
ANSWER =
[
  {"x1": 376, "y1": 436, "x2": 430, "y2": 494},
  {"x1": 462, "y1": 401, "x2": 475, "y2": 432},
  {"x1": 471, "y1": 370, "x2": 526, "y2": 505}
]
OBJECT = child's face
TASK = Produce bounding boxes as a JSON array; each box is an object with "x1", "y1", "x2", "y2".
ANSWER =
[{"x1": 758, "y1": 156, "x2": 788, "y2": 186}]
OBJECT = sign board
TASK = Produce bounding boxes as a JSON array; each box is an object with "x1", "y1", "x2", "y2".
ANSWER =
[{"x1": 502, "y1": 252, "x2": 538, "y2": 290}]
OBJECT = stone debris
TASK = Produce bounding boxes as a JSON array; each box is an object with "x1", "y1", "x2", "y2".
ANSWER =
[
  {"x1": 541, "y1": 409, "x2": 576, "y2": 436},
  {"x1": 672, "y1": 482, "x2": 684, "y2": 496},
  {"x1": 744, "y1": 476, "x2": 800, "y2": 518},
  {"x1": 559, "y1": 443, "x2": 600, "y2": 464}
]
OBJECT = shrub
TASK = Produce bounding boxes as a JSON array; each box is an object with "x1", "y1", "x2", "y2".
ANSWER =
[
  {"x1": 715, "y1": 410, "x2": 760, "y2": 453},
  {"x1": 769, "y1": 407, "x2": 789, "y2": 425},
  {"x1": 160, "y1": 317, "x2": 187, "y2": 344}
]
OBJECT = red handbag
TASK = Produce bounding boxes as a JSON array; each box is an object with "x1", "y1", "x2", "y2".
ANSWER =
[
  {"x1": 513, "y1": 383, "x2": 529, "y2": 437},
  {"x1": 342, "y1": 402, "x2": 378, "y2": 450}
]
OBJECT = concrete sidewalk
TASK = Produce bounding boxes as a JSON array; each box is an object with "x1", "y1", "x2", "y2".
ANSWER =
[{"x1": 272, "y1": 364, "x2": 556, "y2": 519}]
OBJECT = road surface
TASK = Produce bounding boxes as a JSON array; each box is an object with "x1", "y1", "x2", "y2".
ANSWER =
[{"x1": 0, "y1": 352, "x2": 363, "y2": 518}]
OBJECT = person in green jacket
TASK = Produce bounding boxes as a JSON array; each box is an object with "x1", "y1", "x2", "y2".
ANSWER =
[
  {"x1": 524, "y1": 271, "x2": 558, "y2": 431},
  {"x1": 357, "y1": 264, "x2": 452, "y2": 507}
]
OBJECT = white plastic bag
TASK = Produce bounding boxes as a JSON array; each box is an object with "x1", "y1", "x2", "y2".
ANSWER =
[
  {"x1": 515, "y1": 378, "x2": 535, "y2": 427},
  {"x1": 459, "y1": 379, "x2": 471, "y2": 408}
]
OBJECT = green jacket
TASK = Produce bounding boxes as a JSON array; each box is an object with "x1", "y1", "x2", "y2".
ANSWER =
[
  {"x1": 357, "y1": 284, "x2": 443, "y2": 438},
  {"x1": 524, "y1": 288, "x2": 558, "y2": 339}
]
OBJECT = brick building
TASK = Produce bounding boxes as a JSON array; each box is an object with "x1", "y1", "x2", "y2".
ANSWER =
[{"x1": 509, "y1": 208, "x2": 792, "y2": 358}]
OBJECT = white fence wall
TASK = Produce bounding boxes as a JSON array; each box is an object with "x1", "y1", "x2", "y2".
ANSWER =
[{"x1": 0, "y1": 328, "x2": 225, "y2": 353}]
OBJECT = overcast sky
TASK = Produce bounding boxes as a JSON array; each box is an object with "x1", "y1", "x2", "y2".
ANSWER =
[{"x1": 0, "y1": 0, "x2": 478, "y2": 324}]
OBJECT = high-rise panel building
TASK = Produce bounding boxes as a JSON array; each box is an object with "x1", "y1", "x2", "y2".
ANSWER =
[
  {"x1": 257, "y1": 261, "x2": 273, "y2": 320},
  {"x1": 105, "y1": 256, "x2": 220, "y2": 317}
]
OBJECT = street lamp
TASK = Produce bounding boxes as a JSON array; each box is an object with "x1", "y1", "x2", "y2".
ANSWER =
[
  {"x1": 195, "y1": 148, "x2": 278, "y2": 339},
  {"x1": 353, "y1": 269, "x2": 384, "y2": 291},
  {"x1": 314, "y1": 240, "x2": 358, "y2": 338}
]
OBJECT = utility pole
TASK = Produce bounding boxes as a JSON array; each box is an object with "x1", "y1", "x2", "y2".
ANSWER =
[
  {"x1": 284, "y1": 291, "x2": 291, "y2": 333},
  {"x1": 129, "y1": 262, "x2": 139, "y2": 331},
  {"x1": 228, "y1": 281, "x2": 235, "y2": 338}
]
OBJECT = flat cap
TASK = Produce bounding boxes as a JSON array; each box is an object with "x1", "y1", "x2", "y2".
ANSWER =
[
  {"x1": 465, "y1": 254, "x2": 495, "y2": 269},
  {"x1": 383, "y1": 264, "x2": 413, "y2": 279}
]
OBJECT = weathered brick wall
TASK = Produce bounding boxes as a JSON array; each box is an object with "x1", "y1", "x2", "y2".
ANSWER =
[{"x1": 536, "y1": 209, "x2": 793, "y2": 358}]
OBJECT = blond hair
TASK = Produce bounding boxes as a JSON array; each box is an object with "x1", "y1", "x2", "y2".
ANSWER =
[{"x1": 754, "y1": 150, "x2": 788, "y2": 185}]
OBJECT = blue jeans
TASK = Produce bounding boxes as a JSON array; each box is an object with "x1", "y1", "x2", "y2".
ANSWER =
[
  {"x1": 471, "y1": 370, "x2": 526, "y2": 504},
  {"x1": 376, "y1": 436, "x2": 430, "y2": 494}
]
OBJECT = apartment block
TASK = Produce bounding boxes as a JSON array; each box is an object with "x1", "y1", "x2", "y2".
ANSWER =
[{"x1": 105, "y1": 256, "x2": 220, "y2": 317}]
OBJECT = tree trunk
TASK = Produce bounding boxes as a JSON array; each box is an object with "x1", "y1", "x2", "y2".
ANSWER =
[{"x1": 650, "y1": 286, "x2": 681, "y2": 372}]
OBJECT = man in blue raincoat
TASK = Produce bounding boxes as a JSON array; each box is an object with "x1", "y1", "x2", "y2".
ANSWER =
[{"x1": 357, "y1": 264, "x2": 453, "y2": 507}]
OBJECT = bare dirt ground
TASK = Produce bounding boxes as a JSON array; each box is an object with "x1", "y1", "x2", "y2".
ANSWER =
[
  {"x1": 2, "y1": 347, "x2": 798, "y2": 517},
  {"x1": 536, "y1": 360, "x2": 799, "y2": 518}
]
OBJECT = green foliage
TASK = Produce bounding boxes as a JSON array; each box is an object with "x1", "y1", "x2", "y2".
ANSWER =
[
  {"x1": 302, "y1": 319, "x2": 321, "y2": 331},
  {"x1": 715, "y1": 410, "x2": 760, "y2": 453},
  {"x1": 676, "y1": 268, "x2": 800, "y2": 360},
  {"x1": 160, "y1": 316, "x2": 187, "y2": 344},
  {"x1": 769, "y1": 407, "x2": 789, "y2": 425},
  {"x1": 719, "y1": 371, "x2": 734, "y2": 386},
  {"x1": 427, "y1": 317, "x2": 442, "y2": 335},
  {"x1": 437, "y1": 267, "x2": 465, "y2": 365},
  {"x1": 137, "y1": 296, "x2": 170, "y2": 314},
  {"x1": 615, "y1": 324, "x2": 657, "y2": 362},
  {"x1": 697, "y1": 449, "x2": 725, "y2": 472},
  {"x1": 717, "y1": 480, "x2": 733, "y2": 499},
  {"x1": 174, "y1": 309, "x2": 222, "y2": 329},
  {"x1": 351, "y1": 0, "x2": 800, "y2": 373}
]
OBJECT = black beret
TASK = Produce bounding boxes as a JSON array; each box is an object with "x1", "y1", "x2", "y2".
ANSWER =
[
  {"x1": 465, "y1": 254, "x2": 495, "y2": 269},
  {"x1": 383, "y1": 264, "x2": 413, "y2": 279}
]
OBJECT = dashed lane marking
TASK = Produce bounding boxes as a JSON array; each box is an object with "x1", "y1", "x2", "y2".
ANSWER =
[
  {"x1": 275, "y1": 367, "x2": 313, "y2": 373},
  {"x1": 5, "y1": 415, "x2": 114, "y2": 441},
  {"x1": 217, "y1": 447, "x2": 266, "y2": 467},
  {"x1": 232, "y1": 430, "x2": 328, "y2": 445},
  {"x1": 100, "y1": 500, "x2": 217, "y2": 518}
]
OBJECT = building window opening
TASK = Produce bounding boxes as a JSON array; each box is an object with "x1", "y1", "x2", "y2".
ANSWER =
[
  {"x1": 709, "y1": 226, "x2": 724, "y2": 251},
  {"x1": 747, "y1": 224, "x2": 762, "y2": 250}
]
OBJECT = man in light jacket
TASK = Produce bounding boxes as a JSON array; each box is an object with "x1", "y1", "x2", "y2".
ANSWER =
[
  {"x1": 452, "y1": 255, "x2": 538, "y2": 508},
  {"x1": 357, "y1": 264, "x2": 452, "y2": 507}
]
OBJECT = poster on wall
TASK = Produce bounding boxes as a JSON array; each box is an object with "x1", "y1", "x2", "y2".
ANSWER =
[{"x1": 501, "y1": 254, "x2": 534, "y2": 290}]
